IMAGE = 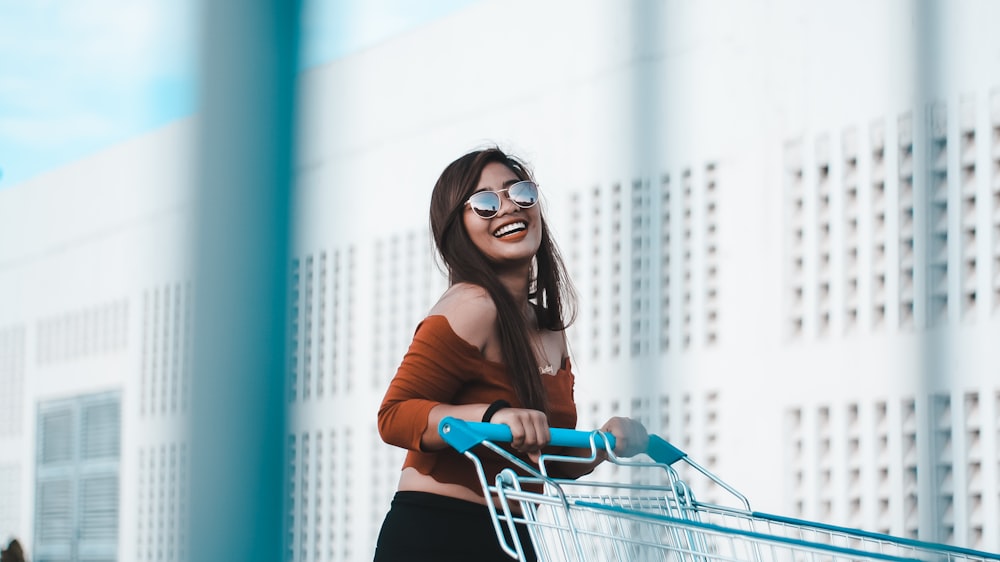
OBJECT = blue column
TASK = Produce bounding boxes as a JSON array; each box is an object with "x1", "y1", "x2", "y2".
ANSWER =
[{"x1": 187, "y1": 1, "x2": 300, "y2": 560}]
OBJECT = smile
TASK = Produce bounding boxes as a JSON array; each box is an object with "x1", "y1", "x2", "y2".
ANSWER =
[{"x1": 493, "y1": 221, "x2": 527, "y2": 238}]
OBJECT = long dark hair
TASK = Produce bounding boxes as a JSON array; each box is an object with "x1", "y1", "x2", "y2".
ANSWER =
[{"x1": 429, "y1": 148, "x2": 577, "y2": 412}]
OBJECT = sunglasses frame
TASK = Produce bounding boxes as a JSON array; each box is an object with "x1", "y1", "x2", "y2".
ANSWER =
[{"x1": 464, "y1": 180, "x2": 540, "y2": 219}]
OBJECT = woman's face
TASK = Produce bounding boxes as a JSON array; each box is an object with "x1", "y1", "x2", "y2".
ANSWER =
[{"x1": 462, "y1": 161, "x2": 543, "y2": 267}]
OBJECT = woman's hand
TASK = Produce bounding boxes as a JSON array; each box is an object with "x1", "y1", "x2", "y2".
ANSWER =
[
  {"x1": 490, "y1": 407, "x2": 551, "y2": 462},
  {"x1": 600, "y1": 417, "x2": 649, "y2": 458}
]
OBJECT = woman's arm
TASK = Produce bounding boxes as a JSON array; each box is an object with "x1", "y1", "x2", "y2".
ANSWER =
[
  {"x1": 420, "y1": 403, "x2": 552, "y2": 453},
  {"x1": 381, "y1": 284, "x2": 555, "y2": 453}
]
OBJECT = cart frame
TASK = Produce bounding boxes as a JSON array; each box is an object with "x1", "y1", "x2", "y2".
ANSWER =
[{"x1": 439, "y1": 417, "x2": 1000, "y2": 562}]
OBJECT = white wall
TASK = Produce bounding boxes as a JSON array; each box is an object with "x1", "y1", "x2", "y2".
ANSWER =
[{"x1": 1, "y1": 0, "x2": 998, "y2": 559}]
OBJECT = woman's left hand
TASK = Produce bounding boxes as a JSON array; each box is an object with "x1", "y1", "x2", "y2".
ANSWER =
[{"x1": 599, "y1": 417, "x2": 649, "y2": 458}]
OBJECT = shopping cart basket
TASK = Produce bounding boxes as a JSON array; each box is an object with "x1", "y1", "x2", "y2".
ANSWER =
[{"x1": 439, "y1": 416, "x2": 1000, "y2": 562}]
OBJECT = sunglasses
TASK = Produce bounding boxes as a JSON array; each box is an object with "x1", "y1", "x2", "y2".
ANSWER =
[{"x1": 465, "y1": 181, "x2": 539, "y2": 219}]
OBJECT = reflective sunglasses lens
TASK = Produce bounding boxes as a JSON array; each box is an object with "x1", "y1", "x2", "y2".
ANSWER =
[
  {"x1": 468, "y1": 191, "x2": 501, "y2": 218},
  {"x1": 509, "y1": 181, "x2": 538, "y2": 208}
]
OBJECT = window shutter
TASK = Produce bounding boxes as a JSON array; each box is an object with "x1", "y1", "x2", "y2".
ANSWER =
[
  {"x1": 36, "y1": 479, "x2": 74, "y2": 542},
  {"x1": 36, "y1": 406, "x2": 76, "y2": 561},
  {"x1": 41, "y1": 409, "x2": 74, "y2": 464},
  {"x1": 80, "y1": 475, "x2": 118, "y2": 540},
  {"x1": 82, "y1": 401, "x2": 120, "y2": 460},
  {"x1": 35, "y1": 392, "x2": 121, "y2": 562}
]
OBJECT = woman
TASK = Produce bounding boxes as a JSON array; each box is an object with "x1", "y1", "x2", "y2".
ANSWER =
[{"x1": 375, "y1": 147, "x2": 648, "y2": 561}]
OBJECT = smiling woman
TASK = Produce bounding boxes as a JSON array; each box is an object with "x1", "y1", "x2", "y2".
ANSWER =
[
  {"x1": 373, "y1": 147, "x2": 649, "y2": 561},
  {"x1": 461, "y1": 164, "x2": 545, "y2": 270}
]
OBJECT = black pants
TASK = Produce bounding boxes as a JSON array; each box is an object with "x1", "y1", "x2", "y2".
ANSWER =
[{"x1": 373, "y1": 491, "x2": 537, "y2": 562}]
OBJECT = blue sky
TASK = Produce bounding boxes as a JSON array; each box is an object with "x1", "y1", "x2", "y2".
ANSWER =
[{"x1": 0, "y1": 0, "x2": 479, "y2": 189}]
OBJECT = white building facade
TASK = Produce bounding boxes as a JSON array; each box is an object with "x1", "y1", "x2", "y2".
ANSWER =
[{"x1": 1, "y1": 0, "x2": 999, "y2": 560}]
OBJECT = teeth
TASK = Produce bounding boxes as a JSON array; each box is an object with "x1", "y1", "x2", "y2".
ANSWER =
[{"x1": 493, "y1": 221, "x2": 526, "y2": 238}]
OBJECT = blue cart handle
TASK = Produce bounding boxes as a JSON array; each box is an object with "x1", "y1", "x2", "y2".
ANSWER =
[{"x1": 438, "y1": 416, "x2": 687, "y2": 466}]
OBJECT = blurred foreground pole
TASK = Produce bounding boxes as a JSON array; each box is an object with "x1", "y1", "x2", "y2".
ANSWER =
[
  {"x1": 915, "y1": 0, "x2": 945, "y2": 543},
  {"x1": 188, "y1": 1, "x2": 300, "y2": 561}
]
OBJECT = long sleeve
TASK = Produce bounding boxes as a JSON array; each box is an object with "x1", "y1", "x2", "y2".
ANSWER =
[
  {"x1": 376, "y1": 315, "x2": 582, "y2": 494},
  {"x1": 377, "y1": 316, "x2": 482, "y2": 451}
]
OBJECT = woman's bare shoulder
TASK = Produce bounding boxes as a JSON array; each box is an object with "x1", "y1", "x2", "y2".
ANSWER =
[{"x1": 427, "y1": 283, "x2": 497, "y2": 350}]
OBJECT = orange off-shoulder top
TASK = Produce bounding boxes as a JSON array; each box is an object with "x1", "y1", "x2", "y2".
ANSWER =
[{"x1": 377, "y1": 315, "x2": 578, "y2": 495}]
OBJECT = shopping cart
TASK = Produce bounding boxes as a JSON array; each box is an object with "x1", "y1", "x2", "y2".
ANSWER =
[{"x1": 439, "y1": 416, "x2": 1000, "y2": 562}]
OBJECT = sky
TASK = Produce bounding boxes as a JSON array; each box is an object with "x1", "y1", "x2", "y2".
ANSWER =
[{"x1": 0, "y1": 0, "x2": 480, "y2": 189}]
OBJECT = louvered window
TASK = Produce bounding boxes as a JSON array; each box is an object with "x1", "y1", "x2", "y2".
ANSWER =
[{"x1": 35, "y1": 392, "x2": 120, "y2": 562}]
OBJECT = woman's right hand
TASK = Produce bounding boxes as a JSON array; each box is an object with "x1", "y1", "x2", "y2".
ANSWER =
[{"x1": 489, "y1": 407, "x2": 551, "y2": 461}]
